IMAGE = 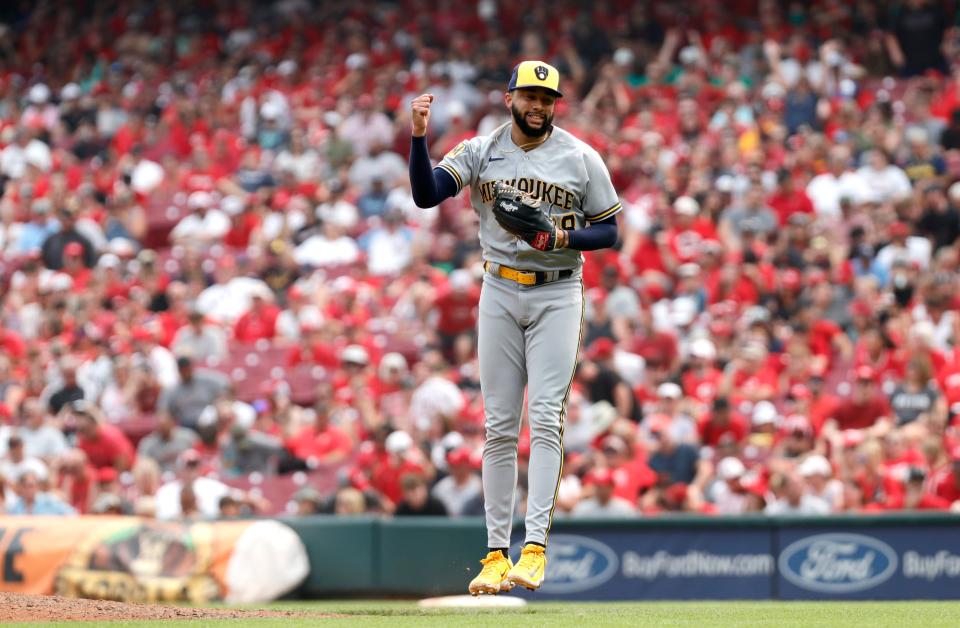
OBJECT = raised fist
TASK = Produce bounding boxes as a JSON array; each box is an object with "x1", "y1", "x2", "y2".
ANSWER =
[{"x1": 411, "y1": 93, "x2": 434, "y2": 137}]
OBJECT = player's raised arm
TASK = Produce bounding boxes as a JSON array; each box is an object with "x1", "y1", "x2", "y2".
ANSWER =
[
  {"x1": 411, "y1": 93, "x2": 433, "y2": 137},
  {"x1": 408, "y1": 93, "x2": 459, "y2": 208}
]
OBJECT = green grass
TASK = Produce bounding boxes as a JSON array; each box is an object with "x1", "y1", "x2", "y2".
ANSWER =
[{"x1": 29, "y1": 600, "x2": 960, "y2": 628}]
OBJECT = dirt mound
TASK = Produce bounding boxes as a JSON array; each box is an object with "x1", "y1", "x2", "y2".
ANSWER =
[{"x1": 0, "y1": 592, "x2": 337, "y2": 622}]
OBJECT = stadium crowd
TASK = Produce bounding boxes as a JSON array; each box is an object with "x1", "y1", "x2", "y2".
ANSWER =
[{"x1": 3, "y1": 0, "x2": 960, "y2": 520}]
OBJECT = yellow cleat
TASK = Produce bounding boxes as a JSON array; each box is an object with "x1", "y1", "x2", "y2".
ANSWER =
[
  {"x1": 506, "y1": 544, "x2": 546, "y2": 591},
  {"x1": 468, "y1": 551, "x2": 514, "y2": 596}
]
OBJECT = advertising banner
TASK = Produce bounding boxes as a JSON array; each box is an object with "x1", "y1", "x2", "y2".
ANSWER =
[
  {"x1": 499, "y1": 520, "x2": 960, "y2": 600},
  {"x1": 510, "y1": 529, "x2": 774, "y2": 600},
  {"x1": 0, "y1": 517, "x2": 308, "y2": 604},
  {"x1": 777, "y1": 527, "x2": 960, "y2": 600}
]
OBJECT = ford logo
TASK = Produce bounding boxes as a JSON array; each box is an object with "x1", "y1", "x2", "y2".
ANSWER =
[
  {"x1": 779, "y1": 533, "x2": 898, "y2": 593},
  {"x1": 512, "y1": 535, "x2": 618, "y2": 594}
]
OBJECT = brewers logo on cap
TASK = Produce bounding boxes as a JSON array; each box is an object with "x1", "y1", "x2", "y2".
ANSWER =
[{"x1": 507, "y1": 60, "x2": 563, "y2": 97}]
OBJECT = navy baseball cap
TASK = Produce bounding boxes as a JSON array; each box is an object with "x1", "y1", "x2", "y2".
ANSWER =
[{"x1": 507, "y1": 61, "x2": 563, "y2": 97}]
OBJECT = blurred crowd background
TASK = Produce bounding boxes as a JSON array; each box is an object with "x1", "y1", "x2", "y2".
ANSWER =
[{"x1": 2, "y1": 0, "x2": 960, "y2": 520}]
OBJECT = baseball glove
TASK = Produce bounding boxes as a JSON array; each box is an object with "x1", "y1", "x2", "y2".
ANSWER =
[{"x1": 491, "y1": 182, "x2": 559, "y2": 251}]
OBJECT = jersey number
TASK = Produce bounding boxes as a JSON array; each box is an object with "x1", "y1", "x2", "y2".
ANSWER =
[{"x1": 551, "y1": 212, "x2": 576, "y2": 230}]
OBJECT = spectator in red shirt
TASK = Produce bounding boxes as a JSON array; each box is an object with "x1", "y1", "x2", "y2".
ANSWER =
[
  {"x1": 234, "y1": 292, "x2": 281, "y2": 342},
  {"x1": 721, "y1": 342, "x2": 779, "y2": 406},
  {"x1": 222, "y1": 196, "x2": 261, "y2": 248},
  {"x1": 630, "y1": 309, "x2": 679, "y2": 373},
  {"x1": 572, "y1": 467, "x2": 637, "y2": 517},
  {"x1": 70, "y1": 401, "x2": 135, "y2": 471},
  {"x1": 697, "y1": 397, "x2": 749, "y2": 447},
  {"x1": 0, "y1": 330, "x2": 26, "y2": 362},
  {"x1": 707, "y1": 251, "x2": 763, "y2": 306},
  {"x1": 828, "y1": 366, "x2": 893, "y2": 432},
  {"x1": 55, "y1": 448, "x2": 96, "y2": 514},
  {"x1": 433, "y1": 269, "x2": 480, "y2": 358},
  {"x1": 795, "y1": 303, "x2": 853, "y2": 373},
  {"x1": 844, "y1": 437, "x2": 901, "y2": 509},
  {"x1": 683, "y1": 338, "x2": 723, "y2": 404},
  {"x1": 599, "y1": 434, "x2": 656, "y2": 505},
  {"x1": 62, "y1": 242, "x2": 92, "y2": 291},
  {"x1": 799, "y1": 367, "x2": 838, "y2": 436},
  {"x1": 367, "y1": 430, "x2": 428, "y2": 507},
  {"x1": 156, "y1": 281, "x2": 191, "y2": 347},
  {"x1": 286, "y1": 323, "x2": 340, "y2": 369},
  {"x1": 664, "y1": 196, "x2": 719, "y2": 266},
  {"x1": 854, "y1": 326, "x2": 905, "y2": 382},
  {"x1": 932, "y1": 446, "x2": 960, "y2": 506},
  {"x1": 886, "y1": 467, "x2": 951, "y2": 511},
  {"x1": 284, "y1": 400, "x2": 354, "y2": 468},
  {"x1": 628, "y1": 228, "x2": 667, "y2": 275},
  {"x1": 767, "y1": 169, "x2": 815, "y2": 226}
]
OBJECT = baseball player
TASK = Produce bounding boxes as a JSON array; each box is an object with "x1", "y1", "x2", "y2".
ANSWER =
[{"x1": 408, "y1": 61, "x2": 621, "y2": 595}]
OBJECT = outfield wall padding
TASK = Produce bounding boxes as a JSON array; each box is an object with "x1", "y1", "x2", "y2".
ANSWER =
[{"x1": 283, "y1": 513, "x2": 960, "y2": 600}]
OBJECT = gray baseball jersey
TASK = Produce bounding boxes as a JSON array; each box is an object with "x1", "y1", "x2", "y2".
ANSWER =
[
  {"x1": 437, "y1": 122, "x2": 621, "y2": 271},
  {"x1": 434, "y1": 122, "x2": 621, "y2": 554}
]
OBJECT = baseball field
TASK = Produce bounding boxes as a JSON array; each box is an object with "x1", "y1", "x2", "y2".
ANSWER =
[
  {"x1": 4, "y1": 595, "x2": 959, "y2": 627},
  {"x1": 260, "y1": 600, "x2": 960, "y2": 627}
]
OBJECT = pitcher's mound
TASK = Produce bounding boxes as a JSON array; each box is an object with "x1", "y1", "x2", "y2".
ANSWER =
[
  {"x1": 0, "y1": 592, "x2": 336, "y2": 622},
  {"x1": 418, "y1": 594, "x2": 528, "y2": 608}
]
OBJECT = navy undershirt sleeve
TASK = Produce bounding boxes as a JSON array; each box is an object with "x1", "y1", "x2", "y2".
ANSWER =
[
  {"x1": 567, "y1": 214, "x2": 618, "y2": 251},
  {"x1": 409, "y1": 135, "x2": 458, "y2": 208}
]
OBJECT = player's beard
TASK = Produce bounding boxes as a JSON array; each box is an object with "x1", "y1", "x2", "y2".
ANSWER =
[{"x1": 511, "y1": 104, "x2": 553, "y2": 138}]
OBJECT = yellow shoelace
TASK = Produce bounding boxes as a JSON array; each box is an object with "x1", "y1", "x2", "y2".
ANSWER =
[
  {"x1": 479, "y1": 553, "x2": 507, "y2": 576},
  {"x1": 516, "y1": 547, "x2": 544, "y2": 571}
]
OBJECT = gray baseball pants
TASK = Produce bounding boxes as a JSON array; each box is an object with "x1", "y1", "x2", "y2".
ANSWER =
[{"x1": 478, "y1": 266, "x2": 583, "y2": 548}]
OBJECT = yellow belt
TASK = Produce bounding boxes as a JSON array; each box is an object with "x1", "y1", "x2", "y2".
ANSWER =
[{"x1": 485, "y1": 261, "x2": 537, "y2": 286}]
